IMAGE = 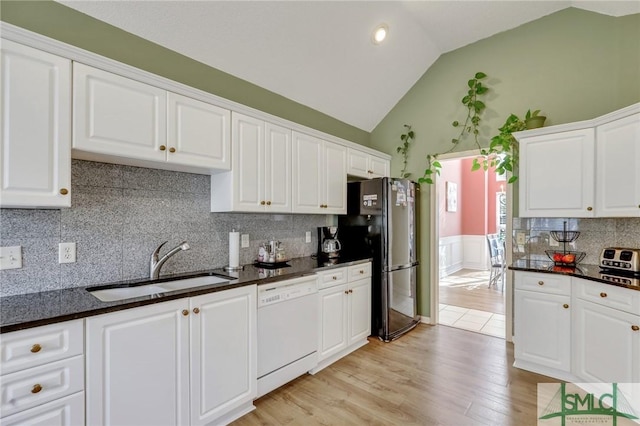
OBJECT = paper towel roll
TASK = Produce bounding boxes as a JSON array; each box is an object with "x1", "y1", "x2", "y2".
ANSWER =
[{"x1": 229, "y1": 230, "x2": 240, "y2": 268}]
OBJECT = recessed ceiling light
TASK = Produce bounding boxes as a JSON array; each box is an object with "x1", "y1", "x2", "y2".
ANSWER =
[{"x1": 372, "y1": 24, "x2": 388, "y2": 45}]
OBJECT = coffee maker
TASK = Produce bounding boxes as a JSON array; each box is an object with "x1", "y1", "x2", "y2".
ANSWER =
[{"x1": 317, "y1": 226, "x2": 342, "y2": 260}]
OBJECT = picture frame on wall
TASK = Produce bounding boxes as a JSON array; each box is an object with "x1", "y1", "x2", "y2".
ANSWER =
[{"x1": 446, "y1": 181, "x2": 457, "y2": 212}]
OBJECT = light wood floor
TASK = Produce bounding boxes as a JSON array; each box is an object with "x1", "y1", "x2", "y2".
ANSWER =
[
  {"x1": 439, "y1": 269, "x2": 505, "y2": 315},
  {"x1": 232, "y1": 324, "x2": 557, "y2": 426}
]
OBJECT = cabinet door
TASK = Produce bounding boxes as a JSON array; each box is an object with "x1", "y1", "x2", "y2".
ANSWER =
[
  {"x1": 232, "y1": 113, "x2": 265, "y2": 212},
  {"x1": 514, "y1": 290, "x2": 571, "y2": 372},
  {"x1": 189, "y1": 285, "x2": 257, "y2": 426},
  {"x1": 0, "y1": 392, "x2": 84, "y2": 426},
  {"x1": 323, "y1": 141, "x2": 347, "y2": 214},
  {"x1": 85, "y1": 299, "x2": 189, "y2": 426},
  {"x1": 292, "y1": 131, "x2": 323, "y2": 213},
  {"x1": 0, "y1": 40, "x2": 71, "y2": 208},
  {"x1": 573, "y1": 299, "x2": 640, "y2": 383},
  {"x1": 348, "y1": 278, "x2": 371, "y2": 345},
  {"x1": 167, "y1": 92, "x2": 230, "y2": 170},
  {"x1": 265, "y1": 122, "x2": 292, "y2": 212},
  {"x1": 318, "y1": 284, "x2": 349, "y2": 361},
  {"x1": 519, "y1": 129, "x2": 595, "y2": 217},
  {"x1": 73, "y1": 63, "x2": 167, "y2": 162},
  {"x1": 370, "y1": 155, "x2": 390, "y2": 178},
  {"x1": 596, "y1": 113, "x2": 640, "y2": 217},
  {"x1": 346, "y1": 149, "x2": 369, "y2": 178}
]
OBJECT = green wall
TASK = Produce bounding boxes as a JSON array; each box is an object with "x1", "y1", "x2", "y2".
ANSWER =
[
  {"x1": 0, "y1": 0, "x2": 370, "y2": 146},
  {"x1": 370, "y1": 8, "x2": 640, "y2": 316}
]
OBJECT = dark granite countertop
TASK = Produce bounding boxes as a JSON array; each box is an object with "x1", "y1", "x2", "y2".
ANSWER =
[
  {"x1": 509, "y1": 259, "x2": 640, "y2": 291},
  {"x1": 0, "y1": 256, "x2": 371, "y2": 334}
]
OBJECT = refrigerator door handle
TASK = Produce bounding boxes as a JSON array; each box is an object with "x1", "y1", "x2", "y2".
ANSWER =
[{"x1": 386, "y1": 262, "x2": 419, "y2": 272}]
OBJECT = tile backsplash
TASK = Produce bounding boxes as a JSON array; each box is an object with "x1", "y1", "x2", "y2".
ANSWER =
[
  {"x1": 0, "y1": 160, "x2": 330, "y2": 297},
  {"x1": 513, "y1": 217, "x2": 640, "y2": 264}
]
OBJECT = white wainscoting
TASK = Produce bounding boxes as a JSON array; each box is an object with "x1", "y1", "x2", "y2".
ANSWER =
[
  {"x1": 439, "y1": 235, "x2": 463, "y2": 277},
  {"x1": 439, "y1": 235, "x2": 489, "y2": 277}
]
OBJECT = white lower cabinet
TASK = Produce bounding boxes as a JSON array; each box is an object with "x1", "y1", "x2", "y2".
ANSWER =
[
  {"x1": 573, "y1": 298, "x2": 640, "y2": 383},
  {"x1": 514, "y1": 289, "x2": 571, "y2": 374},
  {"x1": 86, "y1": 285, "x2": 257, "y2": 426},
  {"x1": 513, "y1": 271, "x2": 573, "y2": 380},
  {"x1": 0, "y1": 392, "x2": 84, "y2": 426},
  {"x1": 514, "y1": 271, "x2": 640, "y2": 384},
  {"x1": 571, "y1": 278, "x2": 640, "y2": 384},
  {"x1": 312, "y1": 263, "x2": 371, "y2": 373},
  {"x1": 0, "y1": 319, "x2": 84, "y2": 425}
]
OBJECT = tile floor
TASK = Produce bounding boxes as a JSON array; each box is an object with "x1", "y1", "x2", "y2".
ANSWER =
[{"x1": 438, "y1": 303, "x2": 505, "y2": 338}]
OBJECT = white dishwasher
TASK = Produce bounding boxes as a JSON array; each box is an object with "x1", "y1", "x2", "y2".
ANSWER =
[{"x1": 257, "y1": 274, "x2": 319, "y2": 398}]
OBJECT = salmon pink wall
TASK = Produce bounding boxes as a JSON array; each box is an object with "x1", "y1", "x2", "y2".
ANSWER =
[
  {"x1": 439, "y1": 157, "x2": 503, "y2": 237},
  {"x1": 461, "y1": 158, "x2": 486, "y2": 235},
  {"x1": 438, "y1": 159, "x2": 462, "y2": 237}
]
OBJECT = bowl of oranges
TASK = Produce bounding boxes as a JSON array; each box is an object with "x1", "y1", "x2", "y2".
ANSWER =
[{"x1": 545, "y1": 250, "x2": 586, "y2": 266}]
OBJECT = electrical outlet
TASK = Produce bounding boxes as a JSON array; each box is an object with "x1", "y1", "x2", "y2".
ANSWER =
[
  {"x1": 0, "y1": 246, "x2": 22, "y2": 270},
  {"x1": 241, "y1": 234, "x2": 250, "y2": 248},
  {"x1": 516, "y1": 232, "x2": 526, "y2": 245},
  {"x1": 305, "y1": 231, "x2": 312, "y2": 243},
  {"x1": 59, "y1": 242, "x2": 76, "y2": 263}
]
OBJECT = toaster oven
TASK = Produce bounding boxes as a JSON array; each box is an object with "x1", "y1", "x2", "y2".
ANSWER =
[{"x1": 599, "y1": 247, "x2": 640, "y2": 274}]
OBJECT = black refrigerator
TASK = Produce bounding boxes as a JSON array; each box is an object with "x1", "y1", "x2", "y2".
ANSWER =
[{"x1": 338, "y1": 177, "x2": 420, "y2": 342}]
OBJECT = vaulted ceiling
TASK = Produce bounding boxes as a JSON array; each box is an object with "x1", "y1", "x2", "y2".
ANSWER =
[{"x1": 57, "y1": 1, "x2": 639, "y2": 132}]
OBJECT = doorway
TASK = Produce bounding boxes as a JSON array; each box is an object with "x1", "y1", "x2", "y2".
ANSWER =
[{"x1": 428, "y1": 151, "x2": 512, "y2": 339}]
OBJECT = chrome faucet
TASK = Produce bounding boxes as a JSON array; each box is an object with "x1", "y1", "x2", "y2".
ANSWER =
[{"x1": 150, "y1": 241, "x2": 190, "y2": 279}]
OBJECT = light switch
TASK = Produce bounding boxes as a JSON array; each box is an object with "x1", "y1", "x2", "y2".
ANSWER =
[
  {"x1": 516, "y1": 232, "x2": 526, "y2": 245},
  {"x1": 0, "y1": 246, "x2": 22, "y2": 270},
  {"x1": 241, "y1": 234, "x2": 250, "y2": 248}
]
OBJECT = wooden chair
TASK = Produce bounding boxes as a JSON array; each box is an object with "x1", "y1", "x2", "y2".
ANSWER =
[{"x1": 486, "y1": 234, "x2": 505, "y2": 290}]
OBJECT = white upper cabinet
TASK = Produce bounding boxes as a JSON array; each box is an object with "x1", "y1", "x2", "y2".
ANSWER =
[
  {"x1": 518, "y1": 128, "x2": 595, "y2": 218},
  {"x1": 264, "y1": 122, "x2": 292, "y2": 211},
  {"x1": 292, "y1": 131, "x2": 346, "y2": 214},
  {"x1": 73, "y1": 63, "x2": 230, "y2": 173},
  {"x1": 595, "y1": 112, "x2": 640, "y2": 217},
  {"x1": 167, "y1": 92, "x2": 230, "y2": 170},
  {"x1": 0, "y1": 40, "x2": 71, "y2": 208},
  {"x1": 517, "y1": 103, "x2": 640, "y2": 218},
  {"x1": 347, "y1": 148, "x2": 389, "y2": 179},
  {"x1": 210, "y1": 112, "x2": 291, "y2": 212},
  {"x1": 73, "y1": 62, "x2": 167, "y2": 162}
]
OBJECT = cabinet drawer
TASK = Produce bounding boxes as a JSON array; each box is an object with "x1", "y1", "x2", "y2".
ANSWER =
[
  {"x1": 0, "y1": 320, "x2": 84, "y2": 375},
  {"x1": 514, "y1": 271, "x2": 571, "y2": 295},
  {"x1": 0, "y1": 355, "x2": 84, "y2": 418},
  {"x1": 0, "y1": 392, "x2": 84, "y2": 426},
  {"x1": 317, "y1": 267, "x2": 348, "y2": 289},
  {"x1": 348, "y1": 262, "x2": 372, "y2": 281},
  {"x1": 573, "y1": 278, "x2": 640, "y2": 315}
]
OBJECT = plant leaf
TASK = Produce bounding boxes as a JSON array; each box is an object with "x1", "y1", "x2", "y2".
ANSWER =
[
  {"x1": 432, "y1": 161, "x2": 441, "y2": 168},
  {"x1": 475, "y1": 72, "x2": 487, "y2": 79},
  {"x1": 508, "y1": 176, "x2": 518, "y2": 184},
  {"x1": 471, "y1": 162, "x2": 481, "y2": 171},
  {"x1": 468, "y1": 79, "x2": 475, "y2": 88},
  {"x1": 452, "y1": 121, "x2": 459, "y2": 127}
]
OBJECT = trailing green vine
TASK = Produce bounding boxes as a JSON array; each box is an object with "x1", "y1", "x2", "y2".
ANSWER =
[
  {"x1": 420, "y1": 72, "x2": 488, "y2": 184},
  {"x1": 396, "y1": 124, "x2": 415, "y2": 178},
  {"x1": 396, "y1": 72, "x2": 543, "y2": 184}
]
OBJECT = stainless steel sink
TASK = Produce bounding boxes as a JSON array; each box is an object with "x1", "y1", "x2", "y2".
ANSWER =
[{"x1": 88, "y1": 274, "x2": 232, "y2": 302}]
